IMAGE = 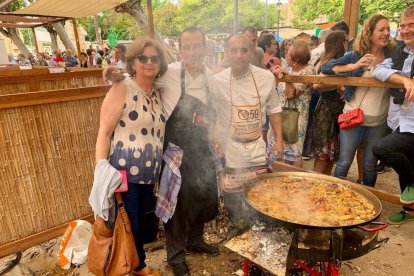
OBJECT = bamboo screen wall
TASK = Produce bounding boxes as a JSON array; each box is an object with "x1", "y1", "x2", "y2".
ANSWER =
[{"x1": 0, "y1": 68, "x2": 109, "y2": 257}]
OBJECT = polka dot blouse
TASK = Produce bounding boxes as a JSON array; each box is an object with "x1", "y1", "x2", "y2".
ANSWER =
[{"x1": 109, "y1": 77, "x2": 166, "y2": 184}]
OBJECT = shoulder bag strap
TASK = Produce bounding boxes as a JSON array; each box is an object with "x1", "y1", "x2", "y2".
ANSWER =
[
  {"x1": 115, "y1": 192, "x2": 123, "y2": 205},
  {"x1": 357, "y1": 88, "x2": 369, "y2": 109}
]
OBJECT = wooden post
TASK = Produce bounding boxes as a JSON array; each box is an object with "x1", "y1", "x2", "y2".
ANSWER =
[
  {"x1": 344, "y1": 0, "x2": 360, "y2": 39},
  {"x1": 93, "y1": 15, "x2": 102, "y2": 45},
  {"x1": 234, "y1": 0, "x2": 238, "y2": 34},
  {"x1": 71, "y1": 18, "x2": 82, "y2": 56},
  {"x1": 32, "y1": 28, "x2": 39, "y2": 53},
  {"x1": 146, "y1": 0, "x2": 154, "y2": 38}
]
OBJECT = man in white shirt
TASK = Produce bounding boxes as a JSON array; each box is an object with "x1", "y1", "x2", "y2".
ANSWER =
[
  {"x1": 211, "y1": 34, "x2": 283, "y2": 234},
  {"x1": 372, "y1": 4, "x2": 414, "y2": 225},
  {"x1": 216, "y1": 26, "x2": 265, "y2": 72},
  {"x1": 242, "y1": 26, "x2": 265, "y2": 68},
  {"x1": 309, "y1": 28, "x2": 332, "y2": 67},
  {"x1": 114, "y1": 43, "x2": 126, "y2": 71},
  {"x1": 157, "y1": 27, "x2": 219, "y2": 276}
]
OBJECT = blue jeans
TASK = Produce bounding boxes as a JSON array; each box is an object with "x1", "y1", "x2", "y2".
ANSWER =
[
  {"x1": 334, "y1": 122, "x2": 388, "y2": 186},
  {"x1": 120, "y1": 183, "x2": 156, "y2": 270}
]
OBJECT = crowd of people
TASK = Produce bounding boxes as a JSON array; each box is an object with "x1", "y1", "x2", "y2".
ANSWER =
[
  {"x1": 90, "y1": 4, "x2": 414, "y2": 276},
  {"x1": 7, "y1": 44, "x2": 127, "y2": 69}
]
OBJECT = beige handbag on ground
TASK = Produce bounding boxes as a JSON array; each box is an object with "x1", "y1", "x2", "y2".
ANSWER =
[{"x1": 87, "y1": 193, "x2": 139, "y2": 276}]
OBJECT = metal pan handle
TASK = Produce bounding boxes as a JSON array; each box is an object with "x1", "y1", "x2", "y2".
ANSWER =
[{"x1": 357, "y1": 221, "x2": 388, "y2": 232}]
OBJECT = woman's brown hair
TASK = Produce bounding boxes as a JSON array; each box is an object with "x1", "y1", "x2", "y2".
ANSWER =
[
  {"x1": 353, "y1": 14, "x2": 395, "y2": 56},
  {"x1": 318, "y1": 31, "x2": 347, "y2": 73},
  {"x1": 126, "y1": 37, "x2": 168, "y2": 77}
]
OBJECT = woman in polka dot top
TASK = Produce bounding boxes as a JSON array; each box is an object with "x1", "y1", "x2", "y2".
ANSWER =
[{"x1": 95, "y1": 37, "x2": 168, "y2": 276}]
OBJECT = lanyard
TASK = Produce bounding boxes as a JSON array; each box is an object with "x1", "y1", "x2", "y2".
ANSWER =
[
  {"x1": 228, "y1": 68, "x2": 263, "y2": 143},
  {"x1": 229, "y1": 69, "x2": 260, "y2": 107}
]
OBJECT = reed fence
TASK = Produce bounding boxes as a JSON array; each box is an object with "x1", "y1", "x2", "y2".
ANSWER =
[{"x1": 0, "y1": 68, "x2": 109, "y2": 257}]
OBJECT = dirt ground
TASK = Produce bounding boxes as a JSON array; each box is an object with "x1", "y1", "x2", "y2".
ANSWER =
[{"x1": 1, "y1": 160, "x2": 413, "y2": 276}]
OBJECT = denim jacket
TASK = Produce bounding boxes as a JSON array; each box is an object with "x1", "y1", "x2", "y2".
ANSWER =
[{"x1": 321, "y1": 49, "x2": 393, "y2": 102}]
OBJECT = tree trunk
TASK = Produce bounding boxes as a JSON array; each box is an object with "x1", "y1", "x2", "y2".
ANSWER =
[
  {"x1": 0, "y1": 28, "x2": 30, "y2": 55},
  {"x1": 93, "y1": 15, "x2": 102, "y2": 44},
  {"x1": 45, "y1": 24, "x2": 58, "y2": 50},
  {"x1": 115, "y1": 0, "x2": 175, "y2": 61},
  {"x1": 52, "y1": 21, "x2": 76, "y2": 53}
]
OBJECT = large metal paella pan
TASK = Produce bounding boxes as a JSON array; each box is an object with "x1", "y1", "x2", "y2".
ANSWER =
[{"x1": 244, "y1": 172, "x2": 383, "y2": 230}]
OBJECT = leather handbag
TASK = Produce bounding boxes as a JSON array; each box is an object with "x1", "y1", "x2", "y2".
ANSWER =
[
  {"x1": 87, "y1": 193, "x2": 139, "y2": 276},
  {"x1": 281, "y1": 99, "x2": 299, "y2": 144},
  {"x1": 338, "y1": 108, "x2": 364, "y2": 129},
  {"x1": 338, "y1": 88, "x2": 368, "y2": 130}
]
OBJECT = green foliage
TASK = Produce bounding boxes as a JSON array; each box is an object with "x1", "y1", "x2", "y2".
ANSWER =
[
  {"x1": 154, "y1": 0, "x2": 278, "y2": 35},
  {"x1": 107, "y1": 10, "x2": 144, "y2": 40},
  {"x1": 171, "y1": 0, "x2": 226, "y2": 33},
  {"x1": 221, "y1": 0, "x2": 279, "y2": 31},
  {"x1": 20, "y1": 28, "x2": 33, "y2": 46},
  {"x1": 291, "y1": 0, "x2": 410, "y2": 28},
  {"x1": 4, "y1": 0, "x2": 32, "y2": 12},
  {"x1": 360, "y1": 0, "x2": 413, "y2": 23},
  {"x1": 153, "y1": 1, "x2": 179, "y2": 36},
  {"x1": 76, "y1": 0, "x2": 412, "y2": 41},
  {"x1": 148, "y1": 0, "x2": 168, "y2": 9},
  {"x1": 77, "y1": 17, "x2": 96, "y2": 41},
  {"x1": 78, "y1": 10, "x2": 144, "y2": 43},
  {"x1": 291, "y1": 0, "x2": 343, "y2": 28}
]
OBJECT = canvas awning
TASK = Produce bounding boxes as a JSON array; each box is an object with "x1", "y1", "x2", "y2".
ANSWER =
[
  {"x1": 0, "y1": 14, "x2": 65, "y2": 28},
  {"x1": 10, "y1": 0, "x2": 128, "y2": 18}
]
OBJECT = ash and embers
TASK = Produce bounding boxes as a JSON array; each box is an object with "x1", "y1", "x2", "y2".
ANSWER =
[{"x1": 226, "y1": 225, "x2": 293, "y2": 274}]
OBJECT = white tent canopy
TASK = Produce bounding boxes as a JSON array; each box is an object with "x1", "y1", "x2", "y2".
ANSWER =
[{"x1": 11, "y1": 0, "x2": 128, "y2": 18}]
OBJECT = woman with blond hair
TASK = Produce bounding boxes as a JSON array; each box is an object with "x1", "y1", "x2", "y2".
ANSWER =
[
  {"x1": 321, "y1": 14, "x2": 396, "y2": 186},
  {"x1": 95, "y1": 37, "x2": 168, "y2": 276}
]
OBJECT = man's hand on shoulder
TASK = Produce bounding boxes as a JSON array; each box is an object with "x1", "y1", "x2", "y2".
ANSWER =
[{"x1": 103, "y1": 66, "x2": 126, "y2": 84}]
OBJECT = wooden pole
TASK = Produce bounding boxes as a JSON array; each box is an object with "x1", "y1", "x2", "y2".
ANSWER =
[
  {"x1": 344, "y1": 0, "x2": 360, "y2": 39},
  {"x1": 147, "y1": 0, "x2": 155, "y2": 38},
  {"x1": 71, "y1": 18, "x2": 82, "y2": 56},
  {"x1": 93, "y1": 15, "x2": 102, "y2": 45},
  {"x1": 234, "y1": 0, "x2": 238, "y2": 34},
  {"x1": 0, "y1": 0, "x2": 14, "y2": 10},
  {"x1": 32, "y1": 28, "x2": 39, "y2": 53}
]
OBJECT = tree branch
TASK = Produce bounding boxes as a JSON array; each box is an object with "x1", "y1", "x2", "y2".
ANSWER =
[{"x1": 0, "y1": 27, "x2": 11, "y2": 38}]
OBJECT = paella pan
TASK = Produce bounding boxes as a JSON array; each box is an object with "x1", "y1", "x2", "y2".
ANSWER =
[{"x1": 244, "y1": 172, "x2": 383, "y2": 229}]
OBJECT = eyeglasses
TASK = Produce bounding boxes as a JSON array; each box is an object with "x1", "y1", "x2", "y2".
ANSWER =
[
  {"x1": 181, "y1": 44, "x2": 203, "y2": 51},
  {"x1": 229, "y1": 47, "x2": 249, "y2": 54},
  {"x1": 136, "y1": 55, "x2": 161, "y2": 64},
  {"x1": 399, "y1": 23, "x2": 414, "y2": 31}
]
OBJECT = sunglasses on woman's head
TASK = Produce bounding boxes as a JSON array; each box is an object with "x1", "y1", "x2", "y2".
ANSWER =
[{"x1": 136, "y1": 55, "x2": 161, "y2": 64}]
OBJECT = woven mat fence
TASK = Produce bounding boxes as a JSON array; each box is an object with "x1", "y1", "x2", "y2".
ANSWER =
[
  {"x1": 0, "y1": 68, "x2": 107, "y2": 257},
  {"x1": 0, "y1": 98, "x2": 102, "y2": 246}
]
